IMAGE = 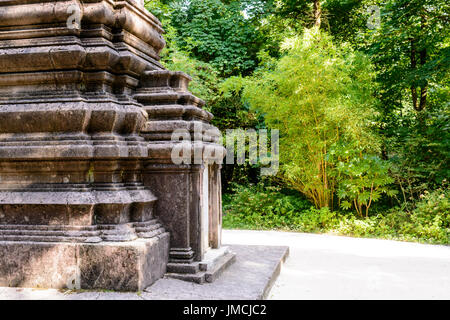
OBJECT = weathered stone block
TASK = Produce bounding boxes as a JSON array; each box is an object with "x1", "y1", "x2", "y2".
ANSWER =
[{"x1": 0, "y1": 233, "x2": 169, "y2": 291}]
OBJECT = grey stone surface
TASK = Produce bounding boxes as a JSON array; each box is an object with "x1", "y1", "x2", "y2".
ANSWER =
[
  {"x1": 0, "y1": 0, "x2": 164, "y2": 230},
  {"x1": 0, "y1": 288, "x2": 144, "y2": 301},
  {"x1": 0, "y1": 234, "x2": 170, "y2": 292},
  {"x1": 0, "y1": 241, "x2": 289, "y2": 300}
]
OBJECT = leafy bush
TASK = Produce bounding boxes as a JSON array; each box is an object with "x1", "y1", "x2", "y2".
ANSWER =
[
  {"x1": 328, "y1": 143, "x2": 396, "y2": 217},
  {"x1": 409, "y1": 189, "x2": 450, "y2": 243},
  {"x1": 223, "y1": 184, "x2": 449, "y2": 244},
  {"x1": 146, "y1": 1, "x2": 221, "y2": 109},
  {"x1": 388, "y1": 106, "x2": 450, "y2": 210},
  {"x1": 223, "y1": 183, "x2": 311, "y2": 229}
]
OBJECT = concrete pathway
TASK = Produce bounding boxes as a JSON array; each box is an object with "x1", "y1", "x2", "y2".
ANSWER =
[{"x1": 224, "y1": 230, "x2": 450, "y2": 300}]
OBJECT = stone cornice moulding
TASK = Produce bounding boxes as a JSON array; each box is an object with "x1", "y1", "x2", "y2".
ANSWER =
[{"x1": 0, "y1": 0, "x2": 165, "y2": 54}]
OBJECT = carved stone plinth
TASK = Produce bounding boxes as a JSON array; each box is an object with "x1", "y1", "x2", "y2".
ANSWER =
[
  {"x1": 0, "y1": 0, "x2": 169, "y2": 290},
  {"x1": 0, "y1": 234, "x2": 170, "y2": 291},
  {"x1": 0, "y1": 0, "x2": 231, "y2": 290}
]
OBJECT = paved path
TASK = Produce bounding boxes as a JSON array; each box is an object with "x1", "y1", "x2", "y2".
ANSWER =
[{"x1": 224, "y1": 230, "x2": 450, "y2": 300}]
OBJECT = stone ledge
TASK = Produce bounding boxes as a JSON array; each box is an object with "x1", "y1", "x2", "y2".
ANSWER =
[{"x1": 165, "y1": 249, "x2": 237, "y2": 284}]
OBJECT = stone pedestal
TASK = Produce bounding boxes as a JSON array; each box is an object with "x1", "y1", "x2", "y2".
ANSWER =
[
  {"x1": 0, "y1": 0, "x2": 169, "y2": 290},
  {"x1": 0, "y1": 0, "x2": 231, "y2": 290},
  {"x1": 0, "y1": 235, "x2": 169, "y2": 291}
]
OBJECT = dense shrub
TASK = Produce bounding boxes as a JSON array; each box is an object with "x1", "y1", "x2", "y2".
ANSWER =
[
  {"x1": 409, "y1": 189, "x2": 450, "y2": 243},
  {"x1": 223, "y1": 183, "x2": 311, "y2": 229},
  {"x1": 223, "y1": 184, "x2": 450, "y2": 244},
  {"x1": 329, "y1": 143, "x2": 396, "y2": 217},
  {"x1": 388, "y1": 106, "x2": 450, "y2": 210}
]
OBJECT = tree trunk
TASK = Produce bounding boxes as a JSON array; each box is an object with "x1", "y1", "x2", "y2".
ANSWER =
[
  {"x1": 410, "y1": 40, "x2": 418, "y2": 110},
  {"x1": 418, "y1": 84, "x2": 428, "y2": 111},
  {"x1": 418, "y1": 45, "x2": 428, "y2": 112},
  {"x1": 416, "y1": 15, "x2": 428, "y2": 112},
  {"x1": 313, "y1": 0, "x2": 321, "y2": 27}
]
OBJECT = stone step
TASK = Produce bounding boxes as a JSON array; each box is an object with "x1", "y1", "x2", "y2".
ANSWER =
[
  {"x1": 204, "y1": 251, "x2": 237, "y2": 283},
  {"x1": 132, "y1": 219, "x2": 159, "y2": 228},
  {"x1": 166, "y1": 262, "x2": 200, "y2": 274},
  {"x1": 100, "y1": 234, "x2": 138, "y2": 242},
  {"x1": 165, "y1": 248, "x2": 237, "y2": 284},
  {"x1": 0, "y1": 220, "x2": 165, "y2": 243},
  {"x1": 199, "y1": 246, "x2": 232, "y2": 271},
  {"x1": 134, "y1": 223, "x2": 162, "y2": 233},
  {"x1": 94, "y1": 219, "x2": 159, "y2": 231}
]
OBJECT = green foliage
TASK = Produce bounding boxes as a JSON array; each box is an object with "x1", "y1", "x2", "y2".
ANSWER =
[
  {"x1": 164, "y1": 48, "x2": 221, "y2": 112},
  {"x1": 146, "y1": 1, "x2": 221, "y2": 109},
  {"x1": 366, "y1": 0, "x2": 449, "y2": 112},
  {"x1": 223, "y1": 184, "x2": 450, "y2": 244},
  {"x1": 409, "y1": 189, "x2": 450, "y2": 242},
  {"x1": 388, "y1": 102, "x2": 450, "y2": 208},
  {"x1": 361, "y1": 0, "x2": 450, "y2": 213},
  {"x1": 238, "y1": 29, "x2": 379, "y2": 208},
  {"x1": 328, "y1": 144, "x2": 396, "y2": 217},
  {"x1": 148, "y1": 1, "x2": 449, "y2": 233},
  {"x1": 168, "y1": 0, "x2": 262, "y2": 76},
  {"x1": 323, "y1": 0, "x2": 368, "y2": 44},
  {"x1": 270, "y1": 0, "x2": 312, "y2": 29},
  {"x1": 223, "y1": 183, "x2": 312, "y2": 229},
  {"x1": 372, "y1": 189, "x2": 450, "y2": 244}
]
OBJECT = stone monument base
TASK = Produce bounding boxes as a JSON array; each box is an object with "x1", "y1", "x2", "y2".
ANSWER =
[{"x1": 0, "y1": 233, "x2": 170, "y2": 292}]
